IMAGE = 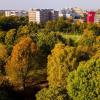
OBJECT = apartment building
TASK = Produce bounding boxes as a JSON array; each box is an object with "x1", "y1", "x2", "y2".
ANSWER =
[
  {"x1": 94, "y1": 9, "x2": 100, "y2": 23},
  {"x1": 59, "y1": 8, "x2": 71, "y2": 18},
  {"x1": 5, "y1": 10, "x2": 27, "y2": 17},
  {"x1": 28, "y1": 8, "x2": 58, "y2": 23},
  {"x1": 50, "y1": 10, "x2": 58, "y2": 20},
  {"x1": 71, "y1": 7, "x2": 84, "y2": 19}
]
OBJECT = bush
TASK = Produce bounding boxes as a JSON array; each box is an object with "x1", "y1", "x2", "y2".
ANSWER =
[
  {"x1": 36, "y1": 87, "x2": 69, "y2": 100},
  {"x1": 67, "y1": 58, "x2": 100, "y2": 100}
]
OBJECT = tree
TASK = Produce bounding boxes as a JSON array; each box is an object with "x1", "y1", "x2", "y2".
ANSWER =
[
  {"x1": 0, "y1": 16, "x2": 28, "y2": 31},
  {"x1": 5, "y1": 29, "x2": 16, "y2": 45},
  {"x1": 55, "y1": 17, "x2": 67, "y2": 32},
  {"x1": 44, "y1": 20, "x2": 56, "y2": 32},
  {"x1": 28, "y1": 22, "x2": 40, "y2": 33},
  {"x1": 17, "y1": 25, "x2": 30, "y2": 38},
  {"x1": 47, "y1": 43, "x2": 77, "y2": 87},
  {"x1": 0, "y1": 16, "x2": 17, "y2": 31},
  {"x1": 36, "y1": 87, "x2": 69, "y2": 100},
  {"x1": 5, "y1": 29, "x2": 16, "y2": 55},
  {"x1": 77, "y1": 29, "x2": 99, "y2": 57},
  {"x1": 78, "y1": 29, "x2": 96, "y2": 46},
  {"x1": 0, "y1": 31, "x2": 5, "y2": 43},
  {"x1": 35, "y1": 32, "x2": 57, "y2": 68},
  {"x1": 67, "y1": 58, "x2": 100, "y2": 100},
  {"x1": 6, "y1": 37, "x2": 37, "y2": 89},
  {"x1": 0, "y1": 44, "x2": 7, "y2": 60},
  {"x1": 0, "y1": 43, "x2": 7, "y2": 74}
]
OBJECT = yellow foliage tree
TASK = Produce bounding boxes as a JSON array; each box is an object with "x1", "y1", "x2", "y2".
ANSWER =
[
  {"x1": 0, "y1": 43, "x2": 7, "y2": 74},
  {"x1": 47, "y1": 43, "x2": 77, "y2": 88},
  {"x1": 0, "y1": 43, "x2": 7, "y2": 60}
]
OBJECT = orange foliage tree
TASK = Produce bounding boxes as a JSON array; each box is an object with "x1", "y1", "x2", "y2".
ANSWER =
[{"x1": 6, "y1": 37, "x2": 37, "y2": 89}]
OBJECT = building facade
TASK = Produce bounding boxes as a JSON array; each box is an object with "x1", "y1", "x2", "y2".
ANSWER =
[
  {"x1": 71, "y1": 7, "x2": 84, "y2": 19},
  {"x1": 94, "y1": 9, "x2": 100, "y2": 23},
  {"x1": 28, "y1": 8, "x2": 58, "y2": 23},
  {"x1": 5, "y1": 10, "x2": 27, "y2": 17},
  {"x1": 87, "y1": 11, "x2": 95, "y2": 23},
  {"x1": 59, "y1": 8, "x2": 71, "y2": 18}
]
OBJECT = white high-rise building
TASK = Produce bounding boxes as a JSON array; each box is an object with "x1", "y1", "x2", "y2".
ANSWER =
[{"x1": 28, "y1": 8, "x2": 58, "y2": 24}]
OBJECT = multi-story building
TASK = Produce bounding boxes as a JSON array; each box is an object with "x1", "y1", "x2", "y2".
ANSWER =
[
  {"x1": 94, "y1": 9, "x2": 100, "y2": 23},
  {"x1": 71, "y1": 7, "x2": 84, "y2": 19},
  {"x1": 59, "y1": 8, "x2": 71, "y2": 18},
  {"x1": 28, "y1": 8, "x2": 58, "y2": 23},
  {"x1": 58, "y1": 7, "x2": 85, "y2": 20},
  {"x1": 87, "y1": 11, "x2": 95, "y2": 23},
  {"x1": 5, "y1": 10, "x2": 27, "y2": 17},
  {"x1": 50, "y1": 10, "x2": 58, "y2": 20}
]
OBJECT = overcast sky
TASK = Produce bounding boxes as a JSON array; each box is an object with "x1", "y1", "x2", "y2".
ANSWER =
[{"x1": 0, "y1": 0, "x2": 100, "y2": 10}]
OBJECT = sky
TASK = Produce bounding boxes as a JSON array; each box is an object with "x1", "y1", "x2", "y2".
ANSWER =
[{"x1": 0, "y1": 0, "x2": 100, "y2": 10}]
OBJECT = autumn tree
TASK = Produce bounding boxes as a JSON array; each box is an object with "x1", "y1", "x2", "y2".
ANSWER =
[
  {"x1": 78, "y1": 29, "x2": 96, "y2": 46},
  {"x1": 67, "y1": 58, "x2": 100, "y2": 100},
  {"x1": 47, "y1": 43, "x2": 77, "y2": 88},
  {"x1": 5, "y1": 29, "x2": 16, "y2": 55},
  {"x1": 0, "y1": 43, "x2": 7, "y2": 74},
  {"x1": 5, "y1": 29, "x2": 16, "y2": 44},
  {"x1": 17, "y1": 25, "x2": 30, "y2": 38},
  {"x1": 6, "y1": 37, "x2": 37, "y2": 89},
  {"x1": 0, "y1": 31, "x2": 5, "y2": 43}
]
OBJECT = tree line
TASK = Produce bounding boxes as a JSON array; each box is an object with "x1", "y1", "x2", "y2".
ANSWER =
[{"x1": 0, "y1": 16, "x2": 100, "y2": 100}]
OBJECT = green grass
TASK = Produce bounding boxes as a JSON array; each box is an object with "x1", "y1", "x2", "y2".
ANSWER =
[{"x1": 62, "y1": 34, "x2": 81, "y2": 43}]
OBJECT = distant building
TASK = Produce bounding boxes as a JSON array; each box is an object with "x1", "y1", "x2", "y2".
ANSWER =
[
  {"x1": 94, "y1": 9, "x2": 100, "y2": 23},
  {"x1": 71, "y1": 7, "x2": 84, "y2": 19},
  {"x1": 5, "y1": 10, "x2": 27, "y2": 17},
  {"x1": 28, "y1": 8, "x2": 58, "y2": 24},
  {"x1": 59, "y1": 8, "x2": 71, "y2": 18},
  {"x1": 87, "y1": 11, "x2": 95, "y2": 23},
  {"x1": 0, "y1": 10, "x2": 5, "y2": 16},
  {"x1": 50, "y1": 10, "x2": 58, "y2": 20}
]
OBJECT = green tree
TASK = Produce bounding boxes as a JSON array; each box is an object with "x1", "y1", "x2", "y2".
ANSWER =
[
  {"x1": 36, "y1": 87, "x2": 69, "y2": 100},
  {"x1": 44, "y1": 20, "x2": 56, "y2": 32},
  {"x1": 55, "y1": 17, "x2": 67, "y2": 32},
  {"x1": 67, "y1": 58, "x2": 100, "y2": 100},
  {"x1": 0, "y1": 16, "x2": 28, "y2": 31},
  {"x1": 6, "y1": 37, "x2": 37, "y2": 89},
  {"x1": 28, "y1": 22, "x2": 40, "y2": 33}
]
